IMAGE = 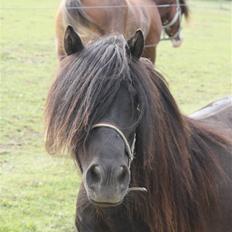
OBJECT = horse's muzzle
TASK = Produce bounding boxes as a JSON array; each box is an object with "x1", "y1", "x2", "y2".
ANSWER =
[
  {"x1": 171, "y1": 34, "x2": 183, "y2": 48},
  {"x1": 84, "y1": 163, "x2": 130, "y2": 207}
]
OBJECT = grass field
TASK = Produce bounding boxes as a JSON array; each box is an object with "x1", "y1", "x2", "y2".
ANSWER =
[{"x1": 0, "y1": 0, "x2": 231, "y2": 231}]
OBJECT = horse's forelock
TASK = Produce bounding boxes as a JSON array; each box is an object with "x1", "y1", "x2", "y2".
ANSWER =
[{"x1": 45, "y1": 35, "x2": 133, "y2": 155}]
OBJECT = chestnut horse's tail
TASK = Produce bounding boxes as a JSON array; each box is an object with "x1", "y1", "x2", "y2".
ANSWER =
[
  {"x1": 56, "y1": 0, "x2": 104, "y2": 59},
  {"x1": 62, "y1": 0, "x2": 104, "y2": 37}
]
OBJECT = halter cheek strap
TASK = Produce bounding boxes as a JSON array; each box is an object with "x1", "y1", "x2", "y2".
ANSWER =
[
  {"x1": 92, "y1": 123, "x2": 136, "y2": 167},
  {"x1": 162, "y1": 0, "x2": 182, "y2": 39}
]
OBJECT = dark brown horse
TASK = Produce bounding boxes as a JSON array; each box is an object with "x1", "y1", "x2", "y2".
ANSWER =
[
  {"x1": 45, "y1": 27, "x2": 232, "y2": 232},
  {"x1": 56, "y1": 0, "x2": 163, "y2": 63},
  {"x1": 155, "y1": 0, "x2": 189, "y2": 47}
]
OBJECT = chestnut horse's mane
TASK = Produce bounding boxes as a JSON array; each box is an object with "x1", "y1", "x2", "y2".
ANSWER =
[
  {"x1": 45, "y1": 35, "x2": 231, "y2": 232},
  {"x1": 180, "y1": 0, "x2": 190, "y2": 19}
]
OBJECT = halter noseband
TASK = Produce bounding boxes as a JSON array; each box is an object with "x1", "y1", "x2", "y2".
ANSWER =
[
  {"x1": 92, "y1": 123, "x2": 136, "y2": 167},
  {"x1": 92, "y1": 123, "x2": 147, "y2": 192}
]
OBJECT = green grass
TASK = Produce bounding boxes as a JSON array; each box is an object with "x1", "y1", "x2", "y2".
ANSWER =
[
  {"x1": 0, "y1": 0, "x2": 231, "y2": 231},
  {"x1": 157, "y1": 1, "x2": 232, "y2": 113}
]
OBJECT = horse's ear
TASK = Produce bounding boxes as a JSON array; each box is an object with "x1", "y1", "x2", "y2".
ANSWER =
[
  {"x1": 64, "y1": 25, "x2": 84, "y2": 55},
  {"x1": 127, "y1": 29, "x2": 144, "y2": 60}
]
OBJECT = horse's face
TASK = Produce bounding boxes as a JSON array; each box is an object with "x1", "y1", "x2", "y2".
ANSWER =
[
  {"x1": 165, "y1": 22, "x2": 182, "y2": 48},
  {"x1": 63, "y1": 27, "x2": 145, "y2": 207},
  {"x1": 81, "y1": 85, "x2": 137, "y2": 207},
  {"x1": 163, "y1": 0, "x2": 183, "y2": 47}
]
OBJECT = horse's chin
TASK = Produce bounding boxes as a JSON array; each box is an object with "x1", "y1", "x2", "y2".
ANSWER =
[
  {"x1": 86, "y1": 189, "x2": 125, "y2": 208},
  {"x1": 171, "y1": 38, "x2": 183, "y2": 48},
  {"x1": 89, "y1": 199, "x2": 123, "y2": 208}
]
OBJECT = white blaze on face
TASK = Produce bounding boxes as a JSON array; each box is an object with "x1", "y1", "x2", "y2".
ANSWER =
[{"x1": 171, "y1": 33, "x2": 183, "y2": 48}]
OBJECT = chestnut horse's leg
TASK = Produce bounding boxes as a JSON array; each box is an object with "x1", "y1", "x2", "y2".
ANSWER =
[
  {"x1": 142, "y1": 46, "x2": 156, "y2": 64},
  {"x1": 142, "y1": 24, "x2": 160, "y2": 64},
  {"x1": 142, "y1": 8, "x2": 162, "y2": 65},
  {"x1": 56, "y1": 9, "x2": 66, "y2": 61}
]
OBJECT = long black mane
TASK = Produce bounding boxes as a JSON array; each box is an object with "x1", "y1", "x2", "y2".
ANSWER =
[{"x1": 45, "y1": 34, "x2": 231, "y2": 232}]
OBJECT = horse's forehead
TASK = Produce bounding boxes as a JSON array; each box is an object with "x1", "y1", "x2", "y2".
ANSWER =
[{"x1": 87, "y1": 129, "x2": 125, "y2": 153}]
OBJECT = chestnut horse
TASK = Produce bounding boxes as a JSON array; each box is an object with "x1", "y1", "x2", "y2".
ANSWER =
[
  {"x1": 56, "y1": 0, "x2": 162, "y2": 63},
  {"x1": 45, "y1": 27, "x2": 232, "y2": 232}
]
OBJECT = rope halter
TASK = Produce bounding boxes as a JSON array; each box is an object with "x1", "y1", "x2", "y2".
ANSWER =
[
  {"x1": 162, "y1": 0, "x2": 182, "y2": 39},
  {"x1": 92, "y1": 123, "x2": 136, "y2": 167},
  {"x1": 92, "y1": 123, "x2": 147, "y2": 193}
]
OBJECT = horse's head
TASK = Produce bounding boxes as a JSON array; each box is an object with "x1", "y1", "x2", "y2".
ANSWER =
[
  {"x1": 162, "y1": 0, "x2": 189, "y2": 47},
  {"x1": 45, "y1": 26, "x2": 146, "y2": 207},
  {"x1": 81, "y1": 84, "x2": 140, "y2": 207}
]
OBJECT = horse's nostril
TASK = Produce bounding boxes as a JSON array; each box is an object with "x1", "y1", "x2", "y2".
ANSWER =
[
  {"x1": 87, "y1": 164, "x2": 102, "y2": 186},
  {"x1": 117, "y1": 165, "x2": 129, "y2": 184},
  {"x1": 86, "y1": 163, "x2": 129, "y2": 193}
]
